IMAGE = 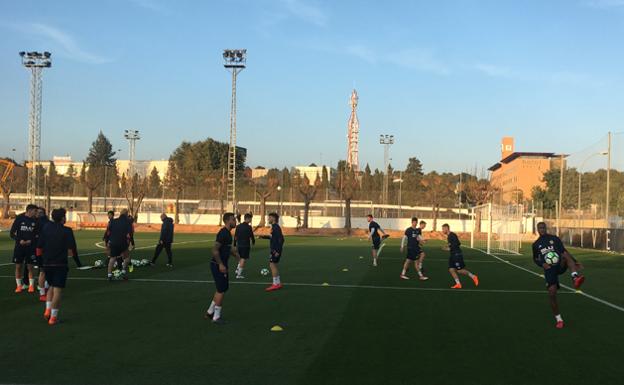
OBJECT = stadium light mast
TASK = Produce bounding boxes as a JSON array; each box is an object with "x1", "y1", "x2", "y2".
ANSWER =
[
  {"x1": 347, "y1": 89, "x2": 360, "y2": 172},
  {"x1": 379, "y1": 134, "x2": 394, "y2": 205},
  {"x1": 124, "y1": 129, "x2": 140, "y2": 189},
  {"x1": 20, "y1": 51, "x2": 52, "y2": 204},
  {"x1": 223, "y1": 48, "x2": 246, "y2": 212}
]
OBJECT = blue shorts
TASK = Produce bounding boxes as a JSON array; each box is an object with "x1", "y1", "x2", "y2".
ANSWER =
[
  {"x1": 544, "y1": 263, "x2": 567, "y2": 289},
  {"x1": 13, "y1": 245, "x2": 35, "y2": 264},
  {"x1": 44, "y1": 266, "x2": 69, "y2": 288},
  {"x1": 238, "y1": 247, "x2": 251, "y2": 259},
  {"x1": 406, "y1": 248, "x2": 422, "y2": 261},
  {"x1": 372, "y1": 238, "x2": 381, "y2": 250},
  {"x1": 210, "y1": 262, "x2": 229, "y2": 293},
  {"x1": 449, "y1": 253, "x2": 465, "y2": 270},
  {"x1": 269, "y1": 250, "x2": 281, "y2": 264}
]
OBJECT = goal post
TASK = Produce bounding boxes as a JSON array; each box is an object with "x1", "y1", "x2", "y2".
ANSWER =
[{"x1": 470, "y1": 203, "x2": 523, "y2": 255}]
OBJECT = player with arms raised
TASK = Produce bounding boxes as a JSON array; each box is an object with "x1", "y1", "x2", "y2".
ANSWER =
[
  {"x1": 532, "y1": 222, "x2": 585, "y2": 329},
  {"x1": 442, "y1": 224, "x2": 479, "y2": 289},
  {"x1": 400, "y1": 217, "x2": 428, "y2": 280}
]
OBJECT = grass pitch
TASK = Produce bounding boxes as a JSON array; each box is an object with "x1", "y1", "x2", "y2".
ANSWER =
[{"x1": 1, "y1": 230, "x2": 623, "y2": 385}]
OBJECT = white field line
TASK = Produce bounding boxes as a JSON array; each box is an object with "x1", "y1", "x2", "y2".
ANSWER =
[
  {"x1": 472, "y1": 248, "x2": 624, "y2": 313},
  {"x1": 0, "y1": 274, "x2": 574, "y2": 295},
  {"x1": 81, "y1": 239, "x2": 212, "y2": 257}
]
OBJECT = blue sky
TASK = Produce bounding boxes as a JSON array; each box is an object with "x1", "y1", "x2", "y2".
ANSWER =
[{"x1": 1, "y1": 0, "x2": 624, "y2": 173}]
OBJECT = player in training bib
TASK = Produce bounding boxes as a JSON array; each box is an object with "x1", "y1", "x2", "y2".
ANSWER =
[
  {"x1": 261, "y1": 212, "x2": 285, "y2": 292},
  {"x1": 234, "y1": 213, "x2": 255, "y2": 279},
  {"x1": 400, "y1": 217, "x2": 429, "y2": 280},
  {"x1": 36, "y1": 208, "x2": 82, "y2": 325},
  {"x1": 367, "y1": 214, "x2": 388, "y2": 267},
  {"x1": 442, "y1": 224, "x2": 479, "y2": 289},
  {"x1": 205, "y1": 212, "x2": 239, "y2": 324},
  {"x1": 532, "y1": 222, "x2": 585, "y2": 329}
]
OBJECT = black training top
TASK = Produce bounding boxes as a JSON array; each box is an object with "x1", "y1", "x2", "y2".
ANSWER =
[
  {"x1": 447, "y1": 232, "x2": 462, "y2": 255},
  {"x1": 36, "y1": 222, "x2": 81, "y2": 267},
  {"x1": 234, "y1": 222, "x2": 255, "y2": 248},
  {"x1": 404, "y1": 227, "x2": 422, "y2": 249},
  {"x1": 213, "y1": 227, "x2": 233, "y2": 265},
  {"x1": 369, "y1": 221, "x2": 381, "y2": 240},
  {"x1": 270, "y1": 223, "x2": 284, "y2": 254},
  {"x1": 107, "y1": 215, "x2": 133, "y2": 247},
  {"x1": 160, "y1": 217, "x2": 174, "y2": 243},
  {"x1": 532, "y1": 234, "x2": 566, "y2": 267},
  {"x1": 10, "y1": 213, "x2": 37, "y2": 246}
]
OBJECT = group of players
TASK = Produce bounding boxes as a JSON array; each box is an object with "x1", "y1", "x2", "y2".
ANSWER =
[{"x1": 9, "y1": 205, "x2": 585, "y2": 328}]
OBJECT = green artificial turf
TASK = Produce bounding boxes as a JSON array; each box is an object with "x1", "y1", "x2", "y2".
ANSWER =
[{"x1": 1, "y1": 230, "x2": 623, "y2": 385}]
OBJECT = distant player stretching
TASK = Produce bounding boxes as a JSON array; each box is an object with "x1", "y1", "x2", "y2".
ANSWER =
[
  {"x1": 367, "y1": 214, "x2": 388, "y2": 267},
  {"x1": 261, "y1": 212, "x2": 285, "y2": 292},
  {"x1": 205, "y1": 212, "x2": 238, "y2": 324},
  {"x1": 400, "y1": 217, "x2": 428, "y2": 280},
  {"x1": 442, "y1": 224, "x2": 479, "y2": 289},
  {"x1": 532, "y1": 222, "x2": 585, "y2": 329}
]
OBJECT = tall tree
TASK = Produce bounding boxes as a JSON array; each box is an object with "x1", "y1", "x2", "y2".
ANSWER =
[
  {"x1": 298, "y1": 174, "x2": 321, "y2": 229},
  {"x1": 254, "y1": 170, "x2": 279, "y2": 228},
  {"x1": 147, "y1": 167, "x2": 162, "y2": 198},
  {"x1": 0, "y1": 159, "x2": 17, "y2": 218},
  {"x1": 44, "y1": 162, "x2": 62, "y2": 212},
  {"x1": 420, "y1": 172, "x2": 454, "y2": 231},
  {"x1": 340, "y1": 166, "x2": 360, "y2": 234},
  {"x1": 83, "y1": 132, "x2": 117, "y2": 213}
]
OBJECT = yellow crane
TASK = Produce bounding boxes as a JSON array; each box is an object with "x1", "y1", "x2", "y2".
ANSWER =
[{"x1": 1, "y1": 159, "x2": 15, "y2": 184}]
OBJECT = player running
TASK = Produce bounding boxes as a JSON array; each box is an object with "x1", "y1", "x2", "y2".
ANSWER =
[
  {"x1": 400, "y1": 217, "x2": 429, "y2": 281},
  {"x1": 442, "y1": 224, "x2": 479, "y2": 289},
  {"x1": 106, "y1": 209, "x2": 133, "y2": 281},
  {"x1": 532, "y1": 222, "x2": 585, "y2": 329},
  {"x1": 261, "y1": 212, "x2": 285, "y2": 292},
  {"x1": 151, "y1": 213, "x2": 174, "y2": 267},
  {"x1": 36, "y1": 208, "x2": 82, "y2": 325},
  {"x1": 234, "y1": 213, "x2": 255, "y2": 279},
  {"x1": 205, "y1": 212, "x2": 239, "y2": 324},
  {"x1": 10, "y1": 204, "x2": 38, "y2": 293},
  {"x1": 367, "y1": 214, "x2": 388, "y2": 267}
]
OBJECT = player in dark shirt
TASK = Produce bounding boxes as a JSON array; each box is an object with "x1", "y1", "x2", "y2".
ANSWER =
[
  {"x1": 106, "y1": 209, "x2": 133, "y2": 281},
  {"x1": 367, "y1": 214, "x2": 388, "y2": 266},
  {"x1": 234, "y1": 213, "x2": 255, "y2": 279},
  {"x1": 399, "y1": 217, "x2": 429, "y2": 281},
  {"x1": 35, "y1": 207, "x2": 52, "y2": 301},
  {"x1": 532, "y1": 222, "x2": 585, "y2": 329},
  {"x1": 151, "y1": 213, "x2": 175, "y2": 267},
  {"x1": 10, "y1": 204, "x2": 38, "y2": 293},
  {"x1": 205, "y1": 212, "x2": 238, "y2": 324},
  {"x1": 36, "y1": 208, "x2": 82, "y2": 325},
  {"x1": 442, "y1": 224, "x2": 479, "y2": 289},
  {"x1": 260, "y1": 212, "x2": 285, "y2": 292}
]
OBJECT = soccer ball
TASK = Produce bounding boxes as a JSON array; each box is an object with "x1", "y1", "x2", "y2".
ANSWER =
[
  {"x1": 140, "y1": 259, "x2": 150, "y2": 266},
  {"x1": 113, "y1": 269, "x2": 123, "y2": 279},
  {"x1": 260, "y1": 268, "x2": 270, "y2": 276},
  {"x1": 544, "y1": 251, "x2": 560, "y2": 265},
  {"x1": 94, "y1": 259, "x2": 103, "y2": 268}
]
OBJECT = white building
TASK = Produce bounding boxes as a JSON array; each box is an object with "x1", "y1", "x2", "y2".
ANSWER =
[{"x1": 294, "y1": 165, "x2": 329, "y2": 185}]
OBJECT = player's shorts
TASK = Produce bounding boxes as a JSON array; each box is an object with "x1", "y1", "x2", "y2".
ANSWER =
[
  {"x1": 34, "y1": 256, "x2": 43, "y2": 268},
  {"x1": 44, "y1": 266, "x2": 69, "y2": 288},
  {"x1": 372, "y1": 238, "x2": 381, "y2": 250},
  {"x1": 237, "y1": 247, "x2": 251, "y2": 259},
  {"x1": 210, "y1": 262, "x2": 229, "y2": 293},
  {"x1": 108, "y1": 244, "x2": 128, "y2": 258},
  {"x1": 449, "y1": 253, "x2": 465, "y2": 270},
  {"x1": 406, "y1": 247, "x2": 423, "y2": 260},
  {"x1": 269, "y1": 251, "x2": 281, "y2": 264},
  {"x1": 13, "y1": 245, "x2": 35, "y2": 264},
  {"x1": 544, "y1": 263, "x2": 568, "y2": 289}
]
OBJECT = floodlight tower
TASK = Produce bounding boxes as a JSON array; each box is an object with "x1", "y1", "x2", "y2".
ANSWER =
[
  {"x1": 223, "y1": 49, "x2": 246, "y2": 212},
  {"x1": 379, "y1": 134, "x2": 394, "y2": 205},
  {"x1": 124, "y1": 129, "x2": 140, "y2": 186},
  {"x1": 347, "y1": 89, "x2": 360, "y2": 172},
  {"x1": 20, "y1": 51, "x2": 52, "y2": 203}
]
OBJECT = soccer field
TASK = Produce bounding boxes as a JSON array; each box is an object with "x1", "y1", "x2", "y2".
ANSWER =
[{"x1": 1, "y1": 230, "x2": 623, "y2": 385}]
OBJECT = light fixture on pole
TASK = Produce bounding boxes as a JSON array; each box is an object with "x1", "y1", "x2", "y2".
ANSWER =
[
  {"x1": 124, "y1": 130, "x2": 140, "y2": 190},
  {"x1": 392, "y1": 171, "x2": 403, "y2": 217},
  {"x1": 223, "y1": 48, "x2": 247, "y2": 213},
  {"x1": 379, "y1": 134, "x2": 394, "y2": 206},
  {"x1": 20, "y1": 51, "x2": 52, "y2": 203}
]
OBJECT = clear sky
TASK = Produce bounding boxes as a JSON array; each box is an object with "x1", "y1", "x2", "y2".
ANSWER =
[{"x1": 1, "y1": 0, "x2": 624, "y2": 173}]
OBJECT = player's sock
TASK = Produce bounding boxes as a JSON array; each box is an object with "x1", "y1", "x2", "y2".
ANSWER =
[
  {"x1": 46, "y1": 301, "x2": 52, "y2": 309},
  {"x1": 571, "y1": 272, "x2": 579, "y2": 278},
  {"x1": 39, "y1": 287, "x2": 46, "y2": 295},
  {"x1": 468, "y1": 273, "x2": 475, "y2": 278},
  {"x1": 273, "y1": 276, "x2": 281, "y2": 285},
  {"x1": 454, "y1": 278, "x2": 460, "y2": 284},
  {"x1": 401, "y1": 269, "x2": 406, "y2": 275},
  {"x1": 16, "y1": 278, "x2": 23, "y2": 287},
  {"x1": 44, "y1": 281, "x2": 49, "y2": 289},
  {"x1": 417, "y1": 271, "x2": 424, "y2": 278},
  {"x1": 213, "y1": 305, "x2": 222, "y2": 320},
  {"x1": 555, "y1": 314, "x2": 563, "y2": 322},
  {"x1": 51, "y1": 309, "x2": 59, "y2": 318},
  {"x1": 208, "y1": 301, "x2": 216, "y2": 314},
  {"x1": 29, "y1": 278, "x2": 35, "y2": 287}
]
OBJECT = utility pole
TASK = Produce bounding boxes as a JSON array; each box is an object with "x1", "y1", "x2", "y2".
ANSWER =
[{"x1": 379, "y1": 134, "x2": 394, "y2": 207}]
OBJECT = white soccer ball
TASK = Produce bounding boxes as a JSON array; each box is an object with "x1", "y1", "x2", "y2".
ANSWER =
[
  {"x1": 113, "y1": 269, "x2": 123, "y2": 279},
  {"x1": 94, "y1": 259, "x2": 103, "y2": 268},
  {"x1": 260, "y1": 268, "x2": 270, "y2": 276},
  {"x1": 141, "y1": 259, "x2": 150, "y2": 266},
  {"x1": 544, "y1": 251, "x2": 560, "y2": 265}
]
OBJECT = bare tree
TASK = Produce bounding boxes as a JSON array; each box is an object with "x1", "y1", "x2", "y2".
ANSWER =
[
  {"x1": 340, "y1": 166, "x2": 360, "y2": 234},
  {"x1": 0, "y1": 159, "x2": 17, "y2": 219},
  {"x1": 123, "y1": 173, "x2": 148, "y2": 221},
  {"x1": 298, "y1": 174, "x2": 321, "y2": 229},
  {"x1": 254, "y1": 171, "x2": 279, "y2": 228},
  {"x1": 420, "y1": 173, "x2": 454, "y2": 231},
  {"x1": 464, "y1": 178, "x2": 497, "y2": 232}
]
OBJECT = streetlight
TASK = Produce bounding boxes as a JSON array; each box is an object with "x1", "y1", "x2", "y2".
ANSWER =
[
  {"x1": 20, "y1": 51, "x2": 52, "y2": 203},
  {"x1": 277, "y1": 185, "x2": 283, "y2": 215},
  {"x1": 392, "y1": 171, "x2": 403, "y2": 218},
  {"x1": 223, "y1": 48, "x2": 247, "y2": 212},
  {"x1": 379, "y1": 134, "x2": 394, "y2": 207},
  {"x1": 124, "y1": 130, "x2": 140, "y2": 189}
]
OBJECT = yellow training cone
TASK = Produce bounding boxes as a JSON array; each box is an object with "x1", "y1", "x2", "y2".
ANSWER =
[
  {"x1": 342, "y1": 268, "x2": 349, "y2": 272},
  {"x1": 271, "y1": 325, "x2": 284, "y2": 332},
  {"x1": 322, "y1": 282, "x2": 330, "y2": 286}
]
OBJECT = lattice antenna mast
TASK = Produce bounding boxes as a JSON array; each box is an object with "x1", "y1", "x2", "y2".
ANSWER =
[
  {"x1": 347, "y1": 89, "x2": 360, "y2": 172},
  {"x1": 20, "y1": 51, "x2": 51, "y2": 204},
  {"x1": 223, "y1": 49, "x2": 246, "y2": 212}
]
